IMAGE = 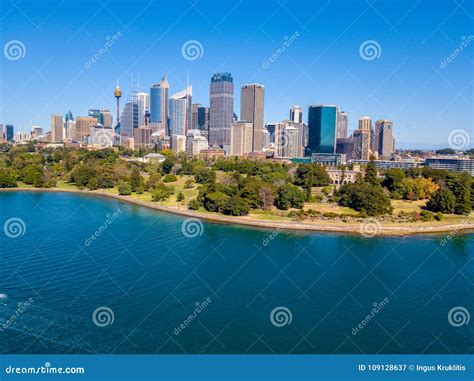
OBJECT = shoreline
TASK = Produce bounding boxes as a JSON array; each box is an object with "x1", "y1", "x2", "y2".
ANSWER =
[{"x1": 1, "y1": 187, "x2": 474, "y2": 237}]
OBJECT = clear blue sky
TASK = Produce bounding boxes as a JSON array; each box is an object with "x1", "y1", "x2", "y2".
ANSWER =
[{"x1": 1, "y1": 0, "x2": 472, "y2": 148}]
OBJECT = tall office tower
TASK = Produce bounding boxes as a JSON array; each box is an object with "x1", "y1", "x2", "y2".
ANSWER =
[
  {"x1": 336, "y1": 137, "x2": 355, "y2": 161},
  {"x1": 31, "y1": 126, "x2": 44, "y2": 138},
  {"x1": 137, "y1": 92, "x2": 150, "y2": 126},
  {"x1": 150, "y1": 75, "x2": 169, "y2": 129},
  {"x1": 290, "y1": 105, "x2": 303, "y2": 124},
  {"x1": 240, "y1": 83, "x2": 265, "y2": 152},
  {"x1": 50, "y1": 114, "x2": 64, "y2": 142},
  {"x1": 191, "y1": 104, "x2": 201, "y2": 130},
  {"x1": 169, "y1": 86, "x2": 192, "y2": 136},
  {"x1": 120, "y1": 83, "x2": 140, "y2": 138},
  {"x1": 209, "y1": 72, "x2": 234, "y2": 151},
  {"x1": 75, "y1": 117, "x2": 97, "y2": 142},
  {"x1": 230, "y1": 121, "x2": 253, "y2": 156},
  {"x1": 274, "y1": 122, "x2": 302, "y2": 158},
  {"x1": 88, "y1": 109, "x2": 101, "y2": 123},
  {"x1": 0, "y1": 124, "x2": 4, "y2": 140},
  {"x1": 66, "y1": 120, "x2": 76, "y2": 140},
  {"x1": 353, "y1": 116, "x2": 372, "y2": 160},
  {"x1": 336, "y1": 110, "x2": 348, "y2": 139},
  {"x1": 65, "y1": 110, "x2": 74, "y2": 124},
  {"x1": 133, "y1": 126, "x2": 153, "y2": 149},
  {"x1": 171, "y1": 134, "x2": 186, "y2": 152},
  {"x1": 6, "y1": 125, "x2": 14, "y2": 142},
  {"x1": 99, "y1": 109, "x2": 113, "y2": 127},
  {"x1": 265, "y1": 122, "x2": 278, "y2": 143},
  {"x1": 197, "y1": 106, "x2": 210, "y2": 135},
  {"x1": 373, "y1": 119, "x2": 394, "y2": 158},
  {"x1": 306, "y1": 105, "x2": 339, "y2": 155}
]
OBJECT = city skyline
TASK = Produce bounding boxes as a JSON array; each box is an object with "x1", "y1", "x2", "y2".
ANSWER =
[{"x1": 1, "y1": 0, "x2": 472, "y2": 148}]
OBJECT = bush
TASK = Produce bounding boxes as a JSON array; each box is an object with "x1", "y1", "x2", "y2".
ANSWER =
[
  {"x1": 184, "y1": 179, "x2": 194, "y2": 189},
  {"x1": 420, "y1": 210, "x2": 434, "y2": 221},
  {"x1": 163, "y1": 174, "x2": 177, "y2": 183},
  {"x1": 151, "y1": 183, "x2": 174, "y2": 201},
  {"x1": 188, "y1": 199, "x2": 201, "y2": 210},
  {"x1": 435, "y1": 212, "x2": 443, "y2": 221},
  {"x1": 221, "y1": 197, "x2": 250, "y2": 216},
  {"x1": 194, "y1": 168, "x2": 216, "y2": 184},
  {"x1": 176, "y1": 192, "x2": 185, "y2": 202},
  {"x1": 118, "y1": 181, "x2": 132, "y2": 195}
]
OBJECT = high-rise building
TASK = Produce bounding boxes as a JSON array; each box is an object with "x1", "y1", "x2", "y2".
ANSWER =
[
  {"x1": 230, "y1": 121, "x2": 253, "y2": 156},
  {"x1": 307, "y1": 105, "x2": 339, "y2": 155},
  {"x1": 337, "y1": 110, "x2": 348, "y2": 139},
  {"x1": 65, "y1": 120, "x2": 76, "y2": 140},
  {"x1": 99, "y1": 109, "x2": 113, "y2": 127},
  {"x1": 197, "y1": 106, "x2": 210, "y2": 135},
  {"x1": 88, "y1": 109, "x2": 101, "y2": 123},
  {"x1": 121, "y1": 84, "x2": 140, "y2": 138},
  {"x1": 169, "y1": 86, "x2": 192, "y2": 136},
  {"x1": 137, "y1": 92, "x2": 150, "y2": 126},
  {"x1": 134, "y1": 126, "x2": 153, "y2": 149},
  {"x1": 31, "y1": 126, "x2": 44, "y2": 139},
  {"x1": 191, "y1": 104, "x2": 201, "y2": 130},
  {"x1": 336, "y1": 137, "x2": 355, "y2": 161},
  {"x1": 240, "y1": 83, "x2": 265, "y2": 152},
  {"x1": 373, "y1": 119, "x2": 394, "y2": 158},
  {"x1": 171, "y1": 134, "x2": 186, "y2": 152},
  {"x1": 75, "y1": 117, "x2": 97, "y2": 142},
  {"x1": 0, "y1": 124, "x2": 4, "y2": 141},
  {"x1": 274, "y1": 121, "x2": 304, "y2": 158},
  {"x1": 50, "y1": 114, "x2": 64, "y2": 142},
  {"x1": 209, "y1": 72, "x2": 234, "y2": 151},
  {"x1": 6, "y1": 125, "x2": 14, "y2": 142},
  {"x1": 353, "y1": 116, "x2": 372, "y2": 160},
  {"x1": 150, "y1": 75, "x2": 169, "y2": 129},
  {"x1": 290, "y1": 105, "x2": 303, "y2": 124}
]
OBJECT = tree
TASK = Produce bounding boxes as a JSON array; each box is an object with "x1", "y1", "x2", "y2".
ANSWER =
[
  {"x1": 163, "y1": 174, "x2": 178, "y2": 183},
  {"x1": 446, "y1": 172, "x2": 472, "y2": 214},
  {"x1": 338, "y1": 183, "x2": 392, "y2": 216},
  {"x1": 184, "y1": 179, "x2": 194, "y2": 189},
  {"x1": 364, "y1": 159, "x2": 379, "y2": 186},
  {"x1": 426, "y1": 188, "x2": 456, "y2": 213},
  {"x1": 221, "y1": 197, "x2": 250, "y2": 216},
  {"x1": 258, "y1": 186, "x2": 275, "y2": 211},
  {"x1": 194, "y1": 168, "x2": 216, "y2": 184},
  {"x1": 305, "y1": 171, "x2": 314, "y2": 202},
  {"x1": 129, "y1": 167, "x2": 143, "y2": 192},
  {"x1": 294, "y1": 164, "x2": 330, "y2": 187},
  {"x1": 118, "y1": 181, "x2": 132, "y2": 195},
  {"x1": 0, "y1": 168, "x2": 17, "y2": 188},
  {"x1": 203, "y1": 191, "x2": 229, "y2": 212},
  {"x1": 274, "y1": 184, "x2": 306, "y2": 210},
  {"x1": 151, "y1": 183, "x2": 174, "y2": 201},
  {"x1": 176, "y1": 192, "x2": 185, "y2": 202},
  {"x1": 188, "y1": 199, "x2": 201, "y2": 210},
  {"x1": 382, "y1": 169, "x2": 406, "y2": 199},
  {"x1": 400, "y1": 177, "x2": 438, "y2": 201}
]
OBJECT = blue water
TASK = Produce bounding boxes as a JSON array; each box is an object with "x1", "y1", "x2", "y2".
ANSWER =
[{"x1": 0, "y1": 192, "x2": 472, "y2": 354}]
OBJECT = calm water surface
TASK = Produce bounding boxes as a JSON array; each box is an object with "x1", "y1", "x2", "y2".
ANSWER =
[{"x1": 0, "y1": 192, "x2": 472, "y2": 354}]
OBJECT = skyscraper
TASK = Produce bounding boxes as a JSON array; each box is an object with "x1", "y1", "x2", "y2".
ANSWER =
[
  {"x1": 191, "y1": 103, "x2": 201, "y2": 130},
  {"x1": 373, "y1": 119, "x2": 394, "y2": 158},
  {"x1": 209, "y1": 72, "x2": 234, "y2": 151},
  {"x1": 137, "y1": 92, "x2": 150, "y2": 127},
  {"x1": 150, "y1": 75, "x2": 169, "y2": 129},
  {"x1": 337, "y1": 110, "x2": 348, "y2": 138},
  {"x1": 6, "y1": 125, "x2": 14, "y2": 142},
  {"x1": 230, "y1": 121, "x2": 253, "y2": 156},
  {"x1": 99, "y1": 109, "x2": 113, "y2": 127},
  {"x1": 75, "y1": 117, "x2": 97, "y2": 141},
  {"x1": 290, "y1": 105, "x2": 303, "y2": 124},
  {"x1": 307, "y1": 105, "x2": 339, "y2": 155},
  {"x1": 169, "y1": 86, "x2": 192, "y2": 136},
  {"x1": 197, "y1": 106, "x2": 210, "y2": 135},
  {"x1": 240, "y1": 83, "x2": 265, "y2": 152},
  {"x1": 121, "y1": 84, "x2": 140, "y2": 138},
  {"x1": 50, "y1": 114, "x2": 64, "y2": 142},
  {"x1": 354, "y1": 116, "x2": 372, "y2": 160},
  {"x1": 88, "y1": 109, "x2": 101, "y2": 123}
]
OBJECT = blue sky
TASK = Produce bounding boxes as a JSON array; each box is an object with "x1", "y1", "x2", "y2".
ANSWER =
[{"x1": 0, "y1": 0, "x2": 472, "y2": 148}]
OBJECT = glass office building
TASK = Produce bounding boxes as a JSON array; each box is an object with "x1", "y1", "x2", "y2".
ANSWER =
[{"x1": 307, "y1": 105, "x2": 338, "y2": 155}]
